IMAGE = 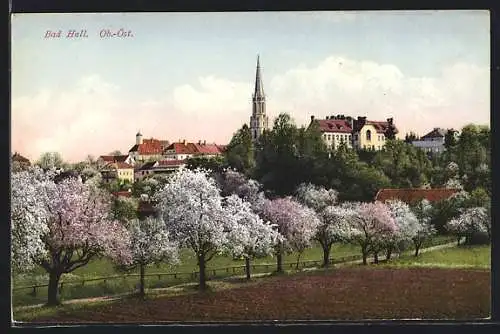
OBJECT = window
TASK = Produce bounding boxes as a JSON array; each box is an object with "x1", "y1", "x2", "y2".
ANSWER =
[
  {"x1": 372, "y1": 145, "x2": 375, "y2": 150},
  {"x1": 336, "y1": 135, "x2": 339, "y2": 140},
  {"x1": 366, "y1": 130, "x2": 372, "y2": 141},
  {"x1": 349, "y1": 135, "x2": 352, "y2": 140},
  {"x1": 327, "y1": 134, "x2": 331, "y2": 140},
  {"x1": 354, "y1": 134, "x2": 358, "y2": 141}
]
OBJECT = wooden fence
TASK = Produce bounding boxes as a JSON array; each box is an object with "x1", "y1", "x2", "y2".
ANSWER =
[{"x1": 12, "y1": 254, "x2": 362, "y2": 297}]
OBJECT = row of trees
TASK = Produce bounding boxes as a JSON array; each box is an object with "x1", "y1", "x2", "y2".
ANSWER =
[
  {"x1": 220, "y1": 114, "x2": 490, "y2": 201},
  {"x1": 13, "y1": 165, "x2": 490, "y2": 306}
]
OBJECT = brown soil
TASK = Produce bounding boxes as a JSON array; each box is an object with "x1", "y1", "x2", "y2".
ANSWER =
[{"x1": 29, "y1": 267, "x2": 490, "y2": 322}]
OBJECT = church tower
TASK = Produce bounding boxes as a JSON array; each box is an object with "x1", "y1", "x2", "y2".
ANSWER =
[{"x1": 250, "y1": 55, "x2": 269, "y2": 142}]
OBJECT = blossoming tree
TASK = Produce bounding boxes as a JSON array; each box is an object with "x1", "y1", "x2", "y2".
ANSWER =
[
  {"x1": 13, "y1": 171, "x2": 131, "y2": 306},
  {"x1": 225, "y1": 195, "x2": 281, "y2": 279},
  {"x1": 385, "y1": 200, "x2": 420, "y2": 259},
  {"x1": 410, "y1": 199, "x2": 437, "y2": 256},
  {"x1": 344, "y1": 201, "x2": 398, "y2": 265},
  {"x1": 11, "y1": 167, "x2": 52, "y2": 272},
  {"x1": 295, "y1": 183, "x2": 351, "y2": 266},
  {"x1": 118, "y1": 217, "x2": 178, "y2": 298},
  {"x1": 155, "y1": 169, "x2": 235, "y2": 290},
  {"x1": 262, "y1": 197, "x2": 320, "y2": 272},
  {"x1": 446, "y1": 206, "x2": 490, "y2": 245}
]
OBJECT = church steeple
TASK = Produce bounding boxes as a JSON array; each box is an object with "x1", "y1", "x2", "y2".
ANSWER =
[
  {"x1": 250, "y1": 55, "x2": 269, "y2": 142},
  {"x1": 253, "y1": 55, "x2": 265, "y2": 100}
]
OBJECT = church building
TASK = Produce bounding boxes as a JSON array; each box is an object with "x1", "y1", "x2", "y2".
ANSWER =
[{"x1": 249, "y1": 55, "x2": 269, "y2": 142}]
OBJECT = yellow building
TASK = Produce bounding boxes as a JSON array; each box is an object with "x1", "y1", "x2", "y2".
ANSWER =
[
  {"x1": 101, "y1": 162, "x2": 135, "y2": 184},
  {"x1": 352, "y1": 117, "x2": 397, "y2": 151}
]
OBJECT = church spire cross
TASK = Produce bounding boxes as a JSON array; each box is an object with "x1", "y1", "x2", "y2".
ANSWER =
[{"x1": 253, "y1": 54, "x2": 265, "y2": 99}]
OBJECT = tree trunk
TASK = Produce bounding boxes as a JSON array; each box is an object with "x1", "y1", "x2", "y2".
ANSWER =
[
  {"x1": 374, "y1": 252, "x2": 379, "y2": 264},
  {"x1": 198, "y1": 254, "x2": 207, "y2": 291},
  {"x1": 295, "y1": 252, "x2": 301, "y2": 270},
  {"x1": 245, "y1": 257, "x2": 251, "y2": 280},
  {"x1": 322, "y1": 244, "x2": 331, "y2": 267},
  {"x1": 362, "y1": 252, "x2": 368, "y2": 265},
  {"x1": 457, "y1": 237, "x2": 461, "y2": 246},
  {"x1": 386, "y1": 247, "x2": 392, "y2": 260},
  {"x1": 414, "y1": 243, "x2": 421, "y2": 257},
  {"x1": 47, "y1": 270, "x2": 62, "y2": 306},
  {"x1": 139, "y1": 262, "x2": 145, "y2": 298},
  {"x1": 276, "y1": 244, "x2": 283, "y2": 273}
]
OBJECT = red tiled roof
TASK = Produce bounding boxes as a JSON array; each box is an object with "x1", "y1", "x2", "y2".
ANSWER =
[
  {"x1": 187, "y1": 143, "x2": 223, "y2": 155},
  {"x1": 156, "y1": 159, "x2": 186, "y2": 167},
  {"x1": 99, "y1": 155, "x2": 130, "y2": 163},
  {"x1": 316, "y1": 119, "x2": 353, "y2": 133},
  {"x1": 375, "y1": 188, "x2": 460, "y2": 204},
  {"x1": 421, "y1": 128, "x2": 447, "y2": 139},
  {"x1": 12, "y1": 153, "x2": 31, "y2": 164},
  {"x1": 129, "y1": 138, "x2": 166, "y2": 155},
  {"x1": 165, "y1": 142, "x2": 196, "y2": 154}
]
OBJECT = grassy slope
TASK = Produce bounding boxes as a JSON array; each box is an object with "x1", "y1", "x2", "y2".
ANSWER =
[{"x1": 386, "y1": 245, "x2": 491, "y2": 269}]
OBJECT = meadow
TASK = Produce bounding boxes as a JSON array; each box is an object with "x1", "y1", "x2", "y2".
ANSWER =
[{"x1": 13, "y1": 235, "x2": 460, "y2": 309}]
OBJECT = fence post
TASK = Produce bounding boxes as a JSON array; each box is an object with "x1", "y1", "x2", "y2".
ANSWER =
[
  {"x1": 31, "y1": 286, "x2": 37, "y2": 297},
  {"x1": 212, "y1": 270, "x2": 216, "y2": 277},
  {"x1": 82, "y1": 280, "x2": 85, "y2": 287},
  {"x1": 158, "y1": 274, "x2": 161, "y2": 281},
  {"x1": 174, "y1": 273, "x2": 177, "y2": 279}
]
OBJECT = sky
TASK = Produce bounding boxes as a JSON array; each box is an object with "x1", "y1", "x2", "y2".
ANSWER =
[{"x1": 11, "y1": 11, "x2": 490, "y2": 163}]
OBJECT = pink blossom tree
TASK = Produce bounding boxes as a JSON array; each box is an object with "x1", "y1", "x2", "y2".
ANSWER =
[
  {"x1": 262, "y1": 197, "x2": 320, "y2": 272},
  {"x1": 12, "y1": 171, "x2": 132, "y2": 306},
  {"x1": 344, "y1": 201, "x2": 398, "y2": 265},
  {"x1": 225, "y1": 195, "x2": 281, "y2": 279},
  {"x1": 117, "y1": 217, "x2": 178, "y2": 298},
  {"x1": 155, "y1": 169, "x2": 235, "y2": 291}
]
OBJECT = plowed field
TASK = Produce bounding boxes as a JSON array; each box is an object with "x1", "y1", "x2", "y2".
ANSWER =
[{"x1": 29, "y1": 267, "x2": 490, "y2": 322}]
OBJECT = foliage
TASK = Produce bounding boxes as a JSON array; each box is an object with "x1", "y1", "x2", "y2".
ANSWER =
[
  {"x1": 111, "y1": 196, "x2": 139, "y2": 223},
  {"x1": 36, "y1": 152, "x2": 68, "y2": 170},
  {"x1": 216, "y1": 169, "x2": 266, "y2": 212},
  {"x1": 409, "y1": 199, "x2": 437, "y2": 255},
  {"x1": 186, "y1": 155, "x2": 226, "y2": 174},
  {"x1": 224, "y1": 124, "x2": 256, "y2": 176},
  {"x1": 295, "y1": 183, "x2": 338, "y2": 212}
]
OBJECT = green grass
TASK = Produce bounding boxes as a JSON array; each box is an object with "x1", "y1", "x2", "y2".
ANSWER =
[
  {"x1": 12, "y1": 235, "x2": 458, "y2": 307},
  {"x1": 385, "y1": 245, "x2": 491, "y2": 269}
]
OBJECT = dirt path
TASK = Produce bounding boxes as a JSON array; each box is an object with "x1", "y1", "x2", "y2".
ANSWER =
[{"x1": 14, "y1": 239, "x2": 462, "y2": 312}]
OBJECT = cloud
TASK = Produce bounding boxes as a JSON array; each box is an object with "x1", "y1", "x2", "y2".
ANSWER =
[{"x1": 12, "y1": 57, "x2": 489, "y2": 163}]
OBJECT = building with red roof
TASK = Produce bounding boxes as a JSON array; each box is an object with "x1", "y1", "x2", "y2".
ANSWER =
[
  {"x1": 101, "y1": 161, "x2": 135, "y2": 184},
  {"x1": 310, "y1": 115, "x2": 398, "y2": 151},
  {"x1": 128, "y1": 132, "x2": 170, "y2": 162},
  {"x1": 374, "y1": 188, "x2": 460, "y2": 204}
]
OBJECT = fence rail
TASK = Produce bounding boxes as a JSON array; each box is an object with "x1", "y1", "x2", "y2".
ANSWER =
[
  {"x1": 12, "y1": 237, "x2": 456, "y2": 299},
  {"x1": 12, "y1": 254, "x2": 364, "y2": 296}
]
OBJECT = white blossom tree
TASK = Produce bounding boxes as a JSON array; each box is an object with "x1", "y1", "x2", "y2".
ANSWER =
[
  {"x1": 385, "y1": 200, "x2": 420, "y2": 260},
  {"x1": 224, "y1": 195, "x2": 281, "y2": 279},
  {"x1": 118, "y1": 217, "x2": 178, "y2": 298},
  {"x1": 11, "y1": 167, "x2": 52, "y2": 272},
  {"x1": 262, "y1": 197, "x2": 320, "y2": 272},
  {"x1": 446, "y1": 206, "x2": 490, "y2": 245},
  {"x1": 295, "y1": 183, "x2": 351, "y2": 267},
  {"x1": 411, "y1": 199, "x2": 437, "y2": 256},
  {"x1": 155, "y1": 169, "x2": 234, "y2": 290}
]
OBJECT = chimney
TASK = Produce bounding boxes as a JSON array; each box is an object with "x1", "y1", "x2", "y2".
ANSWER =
[
  {"x1": 325, "y1": 116, "x2": 329, "y2": 120},
  {"x1": 331, "y1": 115, "x2": 335, "y2": 120},
  {"x1": 387, "y1": 118, "x2": 393, "y2": 125},
  {"x1": 310, "y1": 115, "x2": 315, "y2": 122},
  {"x1": 203, "y1": 140, "x2": 206, "y2": 145},
  {"x1": 182, "y1": 139, "x2": 186, "y2": 145},
  {"x1": 198, "y1": 140, "x2": 202, "y2": 145}
]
